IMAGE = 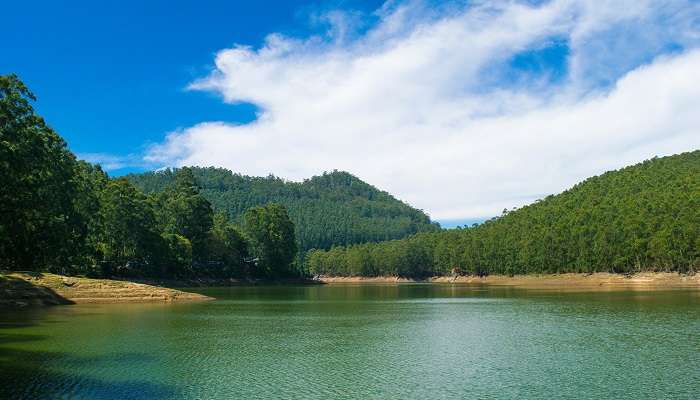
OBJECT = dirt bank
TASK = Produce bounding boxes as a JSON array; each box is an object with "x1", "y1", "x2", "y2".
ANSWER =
[
  {"x1": 0, "y1": 271, "x2": 212, "y2": 307},
  {"x1": 319, "y1": 272, "x2": 700, "y2": 289}
]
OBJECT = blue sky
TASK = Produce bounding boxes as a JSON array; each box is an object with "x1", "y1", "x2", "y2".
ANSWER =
[
  {"x1": 2, "y1": 0, "x2": 382, "y2": 167},
  {"x1": 3, "y1": 1, "x2": 699, "y2": 225}
]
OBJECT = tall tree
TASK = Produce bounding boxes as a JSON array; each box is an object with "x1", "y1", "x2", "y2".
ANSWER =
[
  {"x1": 97, "y1": 178, "x2": 161, "y2": 276},
  {"x1": 205, "y1": 212, "x2": 249, "y2": 277},
  {"x1": 243, "y1": 204, "x2": 297, "y2": 278},
  {"x1": 0, "y1": 74, "x2": 86, "y2": 271},
  {"x1": 72, "y1": 160, "x2": 109, "y2": 273},
  {"x1": 158, "y1": 168, "x2": 214, "y2": 261}
]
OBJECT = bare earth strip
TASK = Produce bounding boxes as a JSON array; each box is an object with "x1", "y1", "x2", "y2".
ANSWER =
[
  {"x1": 0, "y1": 271, "x2": 212, "y2": 307},
  {"x1": 319, "y1": 273, "x2": 700, "y2": 290}
]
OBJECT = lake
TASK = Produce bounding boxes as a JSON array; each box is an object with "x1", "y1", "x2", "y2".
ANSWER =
[{"x1": 1, "y1": 284, "x2": 698, "y2": 399}]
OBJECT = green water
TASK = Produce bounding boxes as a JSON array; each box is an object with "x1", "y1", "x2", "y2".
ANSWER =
[{"x1": 1, "y1": 284, "x2": 699, "y2": 399}]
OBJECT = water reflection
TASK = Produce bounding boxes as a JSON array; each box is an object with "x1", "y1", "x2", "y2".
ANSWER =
[{"x1": 1, "y1": 284, "x2": 698, "y2": 399}]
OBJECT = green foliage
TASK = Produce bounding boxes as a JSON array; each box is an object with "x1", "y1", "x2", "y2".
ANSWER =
[
  {"x1": 160, "y1": 233, "x2": 193, "y2": 277},
  {"x1": 127, "y1": 168, "x2": 440, "y2": 256},
  {"x1": 74, "y1": 161, "x2": 109, "y2": 266},
  {"x1": 2, "y1": 74, "x2": 697, "y2": 281},
  {"x1": 97, "y1": 178, "x2": 162, "y2": 275},
  {"x1": 92, "y1": 169, "x2": 247, "y2": 279},
  {"x1": 155, "y1": 168, "x2": 214, "y2": 261},
  {"x1": 243, "y1": 204, "x2": 297, "y2": 278},
  {"x1": 0, "y1": 74, "x2": 88, "y2": 271},
  {"x1": 0, "y1": 75, "x2": 250, "y2": 279},
  {"x1": 308, "y1": 151, "x2": 700, "y2": 277},
  {"x1": 205, "y1": 213, "x2": 249, "y2": 277}
]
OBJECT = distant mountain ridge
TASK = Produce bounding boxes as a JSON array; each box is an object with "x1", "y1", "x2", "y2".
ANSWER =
[{"x1": 127, "y1": 168, "x2": 440, "y2": 253}]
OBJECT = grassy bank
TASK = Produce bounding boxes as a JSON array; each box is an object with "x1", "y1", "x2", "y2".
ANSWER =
[
  {"x1": 318, "y1": 272, "x2": 700, "y2": 289},
  {"x1": 0, "y1": 271, "x2": 212, "y2": 307}
]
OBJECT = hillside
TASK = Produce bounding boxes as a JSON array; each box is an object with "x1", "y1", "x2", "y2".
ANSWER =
[
  {"x1": 127, "y1": 168, "x2": 440, "y2": 253},
  {"x1": 307, "y1": 150, "x2": 700, "y2": 277}
]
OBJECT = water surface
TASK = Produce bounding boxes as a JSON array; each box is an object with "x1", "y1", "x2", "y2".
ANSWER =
[{"x1": 1, "y1": 284, "x2": 698, "y2": 399}]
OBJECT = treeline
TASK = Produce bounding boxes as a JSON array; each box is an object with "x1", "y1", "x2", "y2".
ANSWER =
[
  {"x1": 0, "y1": 74, "x2": 297, "y2": 279},
  {"x1": 5, "y1": 72, "x2": 698, "y2": 280},
  {"x1": 307, "y1": 151, "x2": 700, "y2": 276},
  {"x1": 127, "y1": 167, "x2": 440, "y2": 255}
]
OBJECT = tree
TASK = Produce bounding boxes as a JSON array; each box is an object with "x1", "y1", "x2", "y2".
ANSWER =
[
  {"x1": 97, "y1": 178, "x2": 161, "y2": 276},
  {"x1": 71, "y1": 161, "x2": 109, "y2": 274},
  {"x1": 158, "y1": 168, "x2": 214, "y2": 261},
  {"x1": 206, "y1": 212, "x2": 249, "y2": 277},
  {"x1": 126, "y1": 168, "x2": 440, "y2": 259},
  {"x1": 160, "y1": 233, "x2": 192, "y2": 277},
  {"x1": 304, "y1": 151, "x2": 700, "y2": 277},
  {"x1": 243, "y1": 204, "x2": 297, "y2": 278},
  {"x1": 0, "y1": 74, "x2": 87, "y2": 271}
]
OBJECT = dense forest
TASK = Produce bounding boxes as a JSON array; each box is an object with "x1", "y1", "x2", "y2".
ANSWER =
[
  {"x1": 0, "y1": 74, "x2": 297, "y2": 279},
  {"x1": 127, "y1": 168, "x2": 440, "y2": 256},
  {"x1": 3, "y1": 73, "x2": 699, "y2": 280},
  {"x1": 307, "y1": 151, "x2": 700, "y2": 277}
]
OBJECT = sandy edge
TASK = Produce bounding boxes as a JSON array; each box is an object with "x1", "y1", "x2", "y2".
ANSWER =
[
  {"x1": 1, "y1": 272, "x2": 212, "y2": 306},
  {"x1": 317, "y1": 272, "x2": 700, "y2": 289}
]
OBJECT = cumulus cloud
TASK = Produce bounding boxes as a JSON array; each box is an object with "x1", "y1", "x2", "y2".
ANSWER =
[{"x1": 146, "y1": 0, "x2": 700, "y2": 220}]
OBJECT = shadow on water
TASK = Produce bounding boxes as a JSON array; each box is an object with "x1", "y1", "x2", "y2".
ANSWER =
[
  {"x1": 0, "y1": 337, "x2": 179, "y2": 400},
  {"x1": 0, "y1": 300, "x2": 179, "y2": 399}
]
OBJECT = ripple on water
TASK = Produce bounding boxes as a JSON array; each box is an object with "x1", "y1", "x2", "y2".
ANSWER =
[{"x1": 0, "y1": 286, "x2": 698, "y2": 399}]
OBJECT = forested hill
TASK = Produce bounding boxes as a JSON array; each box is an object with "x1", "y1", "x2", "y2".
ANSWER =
[
  {"x1": 307, "y1": 151, "x2": 700, "y2": 277},
  {"x1": 127, "y1": 168, "x2": 440, "y2": 252}
]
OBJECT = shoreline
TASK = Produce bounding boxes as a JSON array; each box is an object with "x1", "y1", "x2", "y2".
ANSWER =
[
  {"x1": 137, "y1": 277, "x2": 320, "y2": 288},
  {"x1": 0, "y1": 271, "x2": 212, "y2": 307},
  {"x1": 317, "y1": 272, "x2": 700, "y2": 289},
  {"x1": 4, "y1": 270, "x2": 698, "y2": 308}
]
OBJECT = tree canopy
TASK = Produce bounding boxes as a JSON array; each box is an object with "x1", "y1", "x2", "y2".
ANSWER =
[
  {"x1": 0, "y1": 74, "x2": 88, "y2": 271},
  {"x1": 2, "y1": 74, "x2": 698, "y2": 281},
  {"x1": 307, "y1": 151, "x2": 700, "y2": 277},
  {"x1": 0, "y1": 75, "x2": 258, "y2": 279},
  {"x1": 126, "y1": 167, "x2": 440, "y2": 256},
  {"x1": 243, "y1": 204, "x2": 297, "y2": 278}
]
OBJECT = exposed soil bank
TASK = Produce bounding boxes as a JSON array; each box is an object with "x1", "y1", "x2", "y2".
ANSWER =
[
  {"x1": 0, "y1": 271, "x2": 212, "y2": 307},
  {"x1": 319, "y1": 272, "x2": 700, "y2": 289}
]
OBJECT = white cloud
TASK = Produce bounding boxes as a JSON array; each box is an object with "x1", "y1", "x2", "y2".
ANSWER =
[
  {"x1": 146, "y1": 0, "x2": 700, "y2": 220},
  {"x1": 79, "y1": 153, "x2": 145, "y2": 171}
]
